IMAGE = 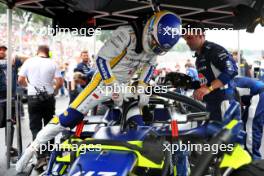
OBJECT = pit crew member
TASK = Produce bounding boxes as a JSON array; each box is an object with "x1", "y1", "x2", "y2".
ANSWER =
[
  {"x1": 183, "y1": 22, "x2": 238, "y2": 121},
  {"x1": 234, "y1": 76, "x2": 264, "y2": 160}
]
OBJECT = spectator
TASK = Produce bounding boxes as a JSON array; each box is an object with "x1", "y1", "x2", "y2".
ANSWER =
[
  {"x1": 18, "y1": 45, "x2": 63, "y2": 170},
  {"x1": 185, "y1": 62, "x2": 199, "y2": 81},
  {"x1": 63, "y1": 62, "x2": 71, "y2": 93},
  {"x1": 70, "y1": 51, "x2": 95, "y2": 103},
  {"x1": 0, "y1": 44, "x2": 27, "y2": 158},
  {"x1": 232, "y1": 50, "x2": 252, "y2": 77},
  {"x1": 185, "y1": 59, "x2": 192, "y2": 66},
  {"x1": 69, "y1": 72, "x2": 89, "y2": 103},
  {"x1": 175, "y1": 63, "x2": 181, "y2": 72},
  {"x1": 259, "y1": 51, "x2": 264, "y2": 82},
  {"x1": 59, "y1": 63, "x2": 66, "y2": 96},
  {"x1": 74, "y1": 50, "x2": 95, "y2": 79}
]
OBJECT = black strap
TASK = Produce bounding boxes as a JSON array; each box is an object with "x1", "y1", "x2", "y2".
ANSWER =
[{"x1": 130, "y1": 18, "x2": 144, "y2": 54}]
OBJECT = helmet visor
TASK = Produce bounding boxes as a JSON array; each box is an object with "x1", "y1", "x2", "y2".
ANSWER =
[{"x1": 147, "y1": 33, "x2": 166, "y2": 55}]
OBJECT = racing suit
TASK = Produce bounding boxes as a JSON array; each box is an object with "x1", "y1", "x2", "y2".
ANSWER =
[
  {"x1": 234, "y1": 77, "x2": 264, "y2": 160},
  {"x1": 16, "y1": 25, "x2": 157, "y2": 172},
  {"x1": 195, "y1": 41, "x2": 238, "y2": 121}
]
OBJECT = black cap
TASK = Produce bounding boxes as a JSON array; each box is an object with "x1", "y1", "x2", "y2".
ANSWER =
[{"x1": 0, "y1": 45, "x2": 7, "y2": 50}]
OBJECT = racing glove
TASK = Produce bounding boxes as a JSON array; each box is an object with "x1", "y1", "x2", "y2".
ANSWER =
[{"x1": 165, "y1": 72, "x2": 201, "y2": 89}]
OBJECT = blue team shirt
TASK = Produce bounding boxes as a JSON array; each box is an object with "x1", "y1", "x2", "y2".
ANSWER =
[
  {"x1": 0, "y1": 58, "x2": 22, "y2": 94},
  {"x1": 234, "y1": 77, "x2": 264, "y2": 96},
  {"x1": 74, "y1": 62, "x2": 95, "y2": 78},
  {"x1": 195, "y1": 41, "x2": 238, "y2": 102}
]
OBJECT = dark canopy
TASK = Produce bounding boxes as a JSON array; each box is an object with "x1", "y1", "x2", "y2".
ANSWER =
[{"x1": 0, "y1": 0, "x2": 263, "y2": 31}]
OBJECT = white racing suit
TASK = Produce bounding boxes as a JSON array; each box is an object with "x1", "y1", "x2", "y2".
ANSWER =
[{"x1": 16, "y1": 25, "x2": 157, "y2": 172}]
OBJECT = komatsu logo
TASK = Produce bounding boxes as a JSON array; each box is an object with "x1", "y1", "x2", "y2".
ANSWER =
[{"x1": 98, "y1": 59, "x2": 109, "y2": 79}]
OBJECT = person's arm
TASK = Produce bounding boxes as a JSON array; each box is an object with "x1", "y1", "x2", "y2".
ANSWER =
[
  {"x1": 74, "y1": 63, "x2": 82, "y2": 73},
  {"x1": 96, "y1": 27, "x2": 131, "y2": 85},
  {"x1": 209, "y1": 48, "x2": 238, "y2": 91},
  {"x1": 138, "y1": 58, "x2": 156, "y2": 87},
  {"x1": 86, "y1": 67, "x2": 95, "y2": 78},
  {"x1": 18, "y1": 76, "x2": 27, "y2": 87},
  {"x1": 53, "y1": 64, "x2": 64, "y2": 92},
  {"x1": 245, "y1": 62, "x2": 252, "y2": 77},
  {"x1": 54, "y1": 77, "x2": 64, "y2": 91},
  {"x1": 194, "y1": 48, "x2": 238, "y2": 100},
  {"x1": 17, "y1": 59, "x2": 29, "y2": 87},
  {"x1": 16, "y1": 55, "x2": 29, "y2": 63}
]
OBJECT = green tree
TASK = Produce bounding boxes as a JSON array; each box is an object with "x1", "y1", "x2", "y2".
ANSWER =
[
  {"x1": 0, "y1": 2, "x2": 51, "y2": 27},
  {"x1": 14, "y1": 7, "x2": 32, "y2": 29},
  {"x1": 31, "y1": 13, "x2": 51, "y2": 26},
  {"x1": 0, "y1": 3, "x2": 6, "y2": 14}
]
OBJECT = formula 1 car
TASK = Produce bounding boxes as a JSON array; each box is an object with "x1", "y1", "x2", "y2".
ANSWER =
[
  {"x1": 18, "y1": 90, "x2": 206, "y2": 176},
  {"x1": 14, "y1": 72, "x2": 264, "y2": 176},
  {"x1": 41, "y1": 94, "x2": 260, "y2": 176}
]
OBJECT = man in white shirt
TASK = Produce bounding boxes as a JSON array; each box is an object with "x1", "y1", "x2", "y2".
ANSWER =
[{"x1": 18, "y1": 45, "x2": 63, "y2": 170}]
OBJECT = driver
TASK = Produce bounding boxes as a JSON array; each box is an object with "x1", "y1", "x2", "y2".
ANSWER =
[{"x1": 16, "y1": 11, "x2": 182, "y2": 172}]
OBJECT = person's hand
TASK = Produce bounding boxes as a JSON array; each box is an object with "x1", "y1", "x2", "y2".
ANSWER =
[
  {"x1": 193, "y1": 86, "x2": 211, "y2": 101},
  {"x1": 53, "y1": 89, "x2": 59, "y2": 96},
  {"x1": 138, "y1": 93, "x2": 150, "y2": 107}
]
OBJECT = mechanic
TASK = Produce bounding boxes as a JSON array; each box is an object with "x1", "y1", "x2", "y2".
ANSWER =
[
  {"x1": 74, "y1": 50, "x2": 95, "y2": 79},
  {"x1": 234, "y1": 76, "x2": 264, "y2": 160},
  {"x1": 0, "y1": 44, "x2": 27, "y2": 158},
  {"x1": 16, "y1": 11, "x2": 182, "y2": 172},
  {"x1": 183, "y1": 22, "x2": 238, "y2": 121},
  {"x1": 18, "y1": 45, "x2": 63, "y2": 169}
]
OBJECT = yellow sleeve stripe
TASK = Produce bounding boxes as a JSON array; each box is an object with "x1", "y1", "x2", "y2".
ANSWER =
[
  {"x1": 70, "y1": 50, "x2": 127, "y2": 109},
  {"x1": 104, "y1": 76, "x2": 116, "y2": 85},
  {"x1": 70, "y1": 73, "x2": 102, "y2": 109},
  {"x1": 138, "y1": 80, "x2": 148, "y2": 87},
  {"x1": 49, "y1": 116, "x2": 60, "y2": 124}
]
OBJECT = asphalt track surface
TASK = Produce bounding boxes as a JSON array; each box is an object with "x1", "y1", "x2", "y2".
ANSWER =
[{"x1": 0, "y1": 96, "x2": 263, "y2": 175}]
